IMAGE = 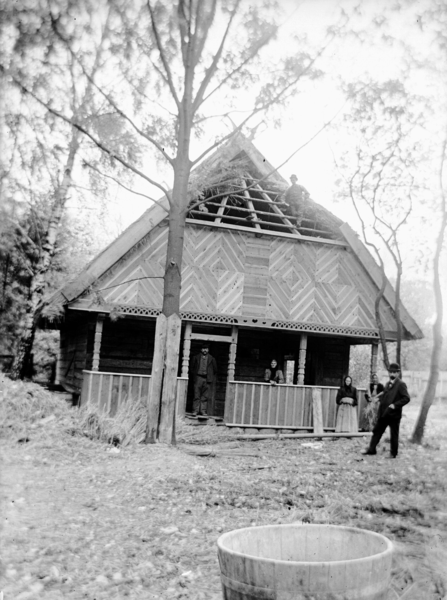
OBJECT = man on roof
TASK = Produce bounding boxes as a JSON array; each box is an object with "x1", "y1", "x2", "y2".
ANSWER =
[{"x1": 284, "y1": 174, "x2": 309, "y2": 226}]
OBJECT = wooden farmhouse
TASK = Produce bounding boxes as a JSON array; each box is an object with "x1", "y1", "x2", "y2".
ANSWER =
[{"x1": 49, "y1": 134, "x2": 422, "y2": 433}]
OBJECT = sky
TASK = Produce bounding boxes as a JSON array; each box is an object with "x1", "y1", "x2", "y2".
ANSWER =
[
  {"x1": 110, "y1": 0, "x2": 433, "y2": 221},
  {"x1": 99, "y1": 0, "x2": 446, "y2": 318}
]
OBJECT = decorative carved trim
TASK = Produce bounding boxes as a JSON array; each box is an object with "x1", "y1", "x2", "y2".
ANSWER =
[
  {"x1": 297, "y1": 334, "x2": 307, "y2": 385},
  {"x1": 108, "y1": 304, "x2": 380, "y2": 339}
]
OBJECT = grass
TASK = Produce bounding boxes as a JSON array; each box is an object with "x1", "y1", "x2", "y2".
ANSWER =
[
  {"x1": 0, "y1": 375, "x2": 70, "y2": 440},
  {"x1": 1, "y1": 376, "x2": 446, "y2": 599}
]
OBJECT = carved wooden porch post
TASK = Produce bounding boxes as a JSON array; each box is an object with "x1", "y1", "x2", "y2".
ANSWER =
[
  {"x1": 370, "y1": 341, "x2": 379, "y2": 375},
  {"x1": 227, "y1": 326, "x2": 238, "y2": 389},
  {"x1": 181, "y1": 322, "x2": 192, "y2": 377},
  {"x1": 297, "y1": 334, "x2": 307, "y2": 385},
  {"x1": 92, "y1": 313, "x2": 105, "y2": 371}
]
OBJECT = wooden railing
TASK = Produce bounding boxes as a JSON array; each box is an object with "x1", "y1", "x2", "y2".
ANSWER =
[
  {"x1": 80, "y1": 370, "x2": 188, "y2": 417},
  {"x1": 224, "y1": 381, "x2": 367, "y2": 431}
]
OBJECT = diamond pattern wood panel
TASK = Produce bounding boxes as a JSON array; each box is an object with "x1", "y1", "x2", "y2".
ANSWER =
[{"x1": 90, "y1": 223, "x2": 397, "y2": 332}]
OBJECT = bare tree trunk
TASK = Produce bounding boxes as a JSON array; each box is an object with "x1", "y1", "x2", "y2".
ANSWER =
[
  {"x1": 411, "y1": 141, "x2": 447, "y2": 444},
  {"x1": 145, "y1": 147, "x2": 191, "y2": 443},
  {"x1": 394, "y1": 261, "x2": 403, "y2": 366},
  {"x1": 375, "y1": 262, "x2": 390, "y2": 370},
  {"x1": 10, "y1": 130, "x2": 80, "y2": 380}
]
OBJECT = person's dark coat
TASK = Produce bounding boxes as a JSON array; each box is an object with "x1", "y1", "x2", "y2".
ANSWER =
[
  {"x1": 264, "y1": 367, "x2": 284, "y2": 384},
  {"x1": 191, "y1": 353, "x2": 217, "y2": 384},
  {"x1": 377, "y1": 378, "x2": 410, "y2": 419},
  {"x1": 367, "y1": 382, "x2": 385, "y2": 398}
]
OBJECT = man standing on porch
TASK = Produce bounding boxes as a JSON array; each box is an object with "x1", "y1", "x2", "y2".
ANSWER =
[{"x1": 191, "y1": 343, "x2": 217, "y2": 417}]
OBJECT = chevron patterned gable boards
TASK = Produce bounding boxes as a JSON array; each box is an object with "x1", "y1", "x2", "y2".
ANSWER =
[
  {"x1": 215, "y1": 271, "x2": 243, "y2": 313},
  {"x1": 181, "y1": 266, "x2": 218, "y2": 312},
  {"x1": 183, "y1": 228, "x2": 220, "y2": 269},
  {"x1": 82, "y1": 221, "x2": 402, "y2": 333},
  {"x1": 94, "y1": 226, "x2": 167, "y2": 301},
  {"x1": 315, "y1": 246, "x2": 340, "y2": 284}
]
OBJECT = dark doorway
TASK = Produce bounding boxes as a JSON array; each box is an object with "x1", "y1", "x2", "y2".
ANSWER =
[{"x1": 186, "y1": 341, "x2": 229, "y2": 417}]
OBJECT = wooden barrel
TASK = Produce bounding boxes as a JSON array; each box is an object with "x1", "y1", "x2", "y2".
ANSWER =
[{"x1": 217, "y1": 524, "x2": 393, "y2": 599}]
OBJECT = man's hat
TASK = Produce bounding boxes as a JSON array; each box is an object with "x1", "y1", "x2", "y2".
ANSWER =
[
  {"x1": 388, "y1": 362, "x2": 401, "y2": 371},
  {"x1": 201, "y1": 342, "x2": 209, "y2": 349}
]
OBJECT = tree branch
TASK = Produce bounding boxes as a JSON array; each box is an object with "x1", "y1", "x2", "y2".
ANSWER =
[
  {"x1": 2, "y1": 69, "x2": 172, "y2": 205},
  {"x1": 49, "y1": 12, "x2": 175, "y2": 166},
  {"x1": 83, "y1": 160, "x2": 169, "y2": 212},
  {"x1": 192, "y1": 0, "x2": 237, "y2": 114},
  {"x1": 147, "y1": 0, "x2": 181, "y2": 109}
]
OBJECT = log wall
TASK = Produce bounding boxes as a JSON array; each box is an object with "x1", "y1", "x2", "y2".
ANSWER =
[
  {"x1": 99, "y1": 318, "x2": 156, "y2": 374},
  {"x1": 234, "y1": 329, "x2": 350, "y2": 387}
]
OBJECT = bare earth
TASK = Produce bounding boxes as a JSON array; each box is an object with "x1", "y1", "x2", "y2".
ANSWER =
[{"x1": 1, "y1": 388, "x2": 446, "y2": 600}]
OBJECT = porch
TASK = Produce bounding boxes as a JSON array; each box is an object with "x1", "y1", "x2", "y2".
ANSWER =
[{"x1": 80, "y1": 370, "x2": 369, "y2": 433}]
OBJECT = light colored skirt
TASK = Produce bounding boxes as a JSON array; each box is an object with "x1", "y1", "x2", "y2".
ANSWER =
[
  {"x1": 363, "y1": 400, "x2": 379, "y2": 431},
  {"x1": 335, "y1": 404, "x2": 359, "y2": 433}
]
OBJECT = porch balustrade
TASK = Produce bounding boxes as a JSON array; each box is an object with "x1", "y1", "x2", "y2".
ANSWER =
[
  {"x1": 225, "y1": 381, "x2": 367, "y2": 431},
  {"x1": 81, "y1": 370, "x2": 188, "y2": 417},
  {"x1": 80, "y1": 371, "x2": 368, "y2": 433}
]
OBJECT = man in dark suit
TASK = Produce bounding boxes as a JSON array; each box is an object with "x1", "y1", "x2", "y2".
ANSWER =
[
  {"x1": 362, "y1": 363, "x2": 410, "y2": 458},
  {"x1": 190, "y1": 343, "x2": 217, "y2": 417}
]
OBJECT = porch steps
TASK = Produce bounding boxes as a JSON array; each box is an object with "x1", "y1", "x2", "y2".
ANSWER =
[
  {"x1": 224, "y1": 423, "x2": 372, "y2": 437},
  {"x1": 184, "y1": 413, "x2": 225, "y2": 426}
]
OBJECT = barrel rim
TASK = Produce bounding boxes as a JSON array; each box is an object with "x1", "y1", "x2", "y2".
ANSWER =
[{"x1": 217, "y1": 523, "x2": 394, "y2": 567}]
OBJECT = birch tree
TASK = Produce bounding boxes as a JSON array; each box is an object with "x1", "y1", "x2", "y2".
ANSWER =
[{"x1": 1, "y1": 1, "x2": 126, "y2": 378}]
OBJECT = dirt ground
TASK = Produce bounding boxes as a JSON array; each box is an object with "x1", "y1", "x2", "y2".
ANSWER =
[{"x1": 1, "y1": 382, "x2": 447, "y2": 600}]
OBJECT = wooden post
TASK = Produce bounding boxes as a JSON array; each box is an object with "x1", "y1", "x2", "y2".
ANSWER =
[
  {"x1": 181, "y1": 322, "x2": 192, "y2": 377},
  {"x1": 92, "y1": 313, "x2": 105, "y2": 371},
  {"x1": 226, "y1": 326, "x2": 238, "y2": 400},
  {"x1": 227, "y1": 326, "x2": 238, "y2": 382},
  {"x1": 370, "y1": 341, "x2": 379, "y2": 375},
  {"x1": 297, "y1": 334, "x2": 307, "y2": 385},
  {"x1": 146, "y1": 314, "x2": 167, "y2": 444},
  {"x1": 312, "y1": 388, "x2": 324, "y2": 435},
  {"x1": 55, "y1": 335, "x2": 63, "y2": 385},
  {"x1": 158, "y1": 313, "x2": 182, "y2": 445}
]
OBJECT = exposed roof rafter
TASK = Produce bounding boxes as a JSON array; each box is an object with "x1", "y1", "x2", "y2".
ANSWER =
[{"x1": 187, "y1": 169, "x2": 339, "y2": 240}]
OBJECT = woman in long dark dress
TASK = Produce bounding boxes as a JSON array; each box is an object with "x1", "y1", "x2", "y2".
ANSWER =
[{"x1": 335, "y1": 375, "x2": 358, "y2": 433}]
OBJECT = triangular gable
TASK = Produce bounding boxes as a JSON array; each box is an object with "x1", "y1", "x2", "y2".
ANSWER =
[
  {"x1": 46, "y1": 134, "x2": 422, "y2": 342},
  {"x1": 68, "y1": 221, "x2": 417, "y2": 340},
  {"x1": 50, "y1": 133, "x2": 279, "y2": 308},
  {"x1": 340, "y1": 223, "x2": 423, "y2": 340}
]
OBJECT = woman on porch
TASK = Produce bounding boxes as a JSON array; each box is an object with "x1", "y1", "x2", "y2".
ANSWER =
[
  {"x1": 335, "y1": 375, "x2": 359, "y2": 433},
  {"x1": 264, "y1": 359, "x2": 284, "y2": 385}
]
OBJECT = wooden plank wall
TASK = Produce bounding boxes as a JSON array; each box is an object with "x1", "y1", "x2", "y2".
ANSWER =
[
  {"x1": 59, "y1": 312, "x2": 95, "y2": 392},
  {"x1": 92, "y1": 225, "x2": 397, "y2": 334},
  {"x1": 80, "y1": 371, "x2": 188, "y2": 417},
  {"x1": 225, "y1": 382, "x2": 367, "y2": 431}
]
